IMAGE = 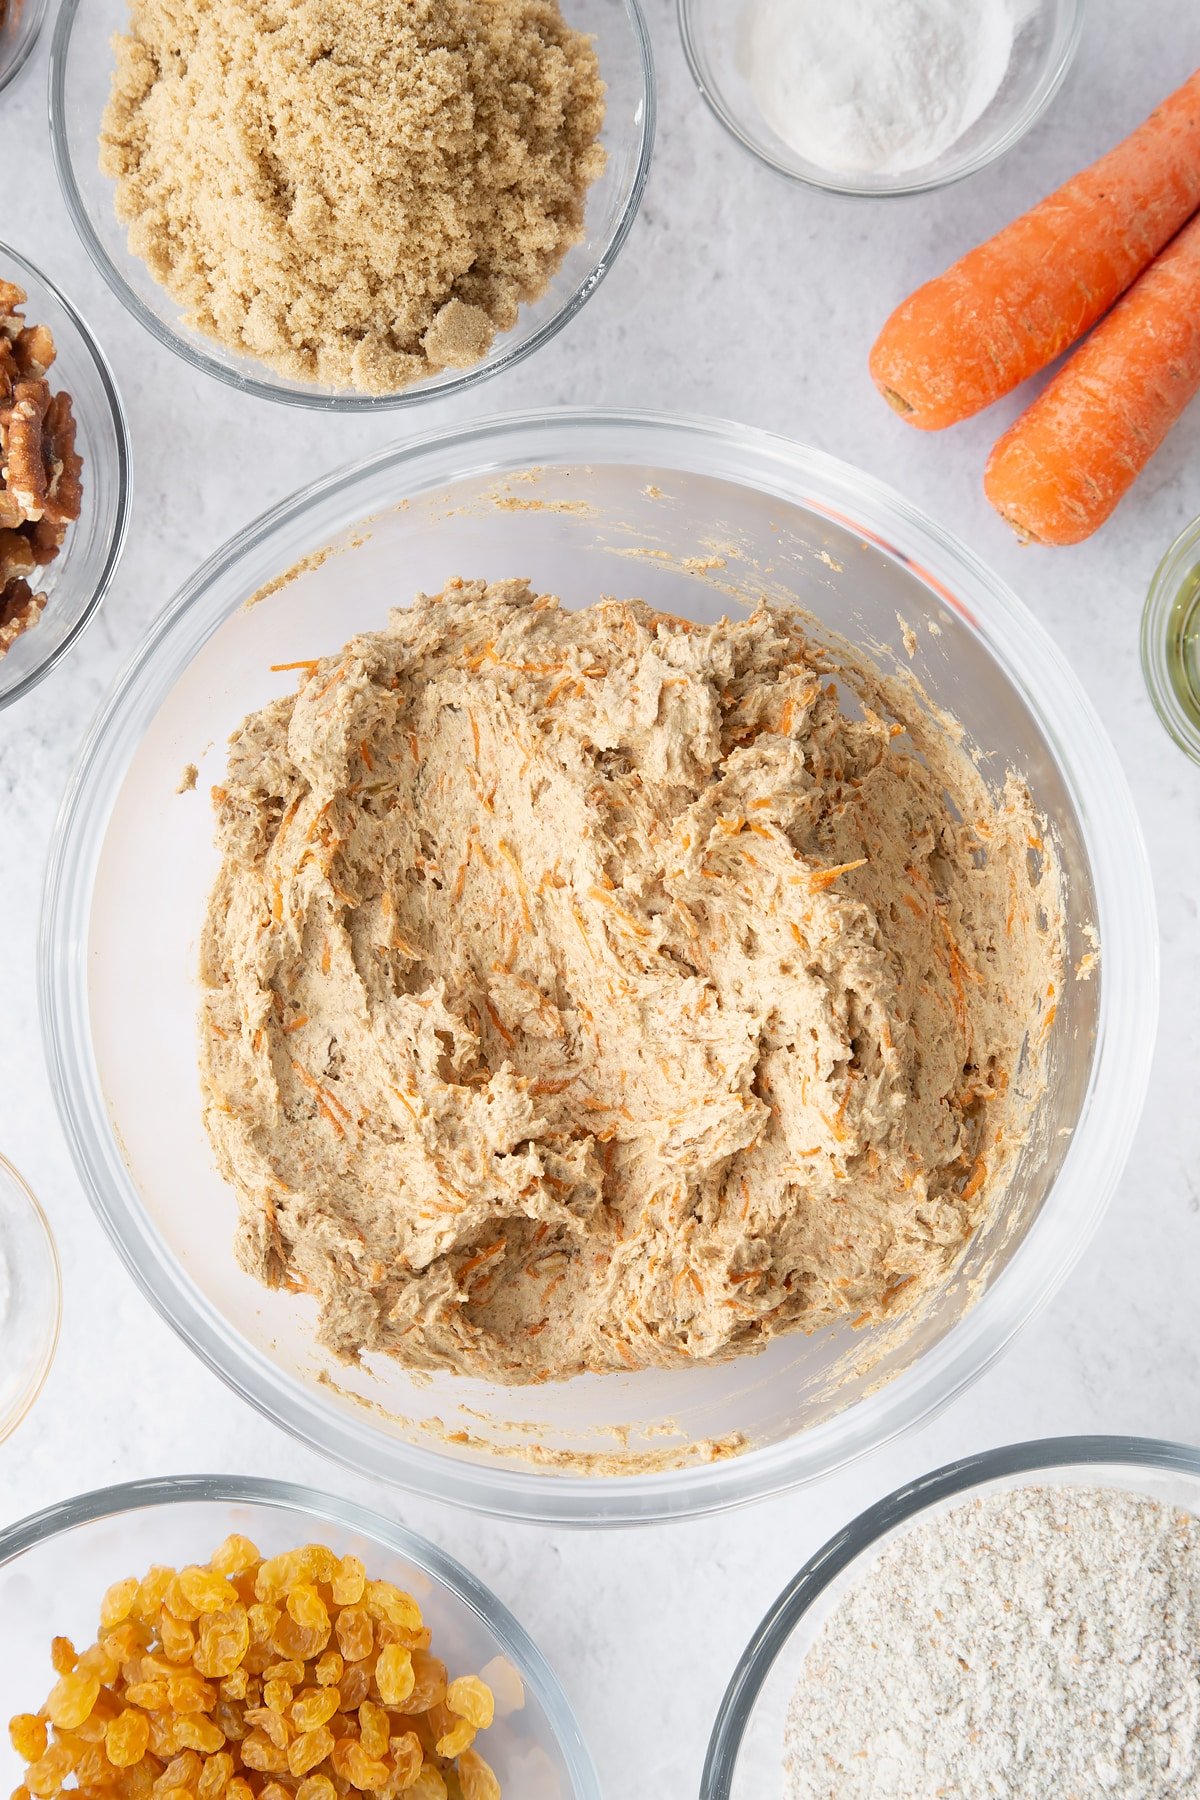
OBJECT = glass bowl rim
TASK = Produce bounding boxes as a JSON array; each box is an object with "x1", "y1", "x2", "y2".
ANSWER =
[
  {"x1": 47, "y1": 0, "x2": 657, "y2": 413},
  {"x1": 0, "y1": 1149, "x2": 63, "y2": 1441},
  {"x1": 0, "y1": 237, "x2": 132, "y2": 711},
  {"x1": 1140, "y1": 512, "x2": 1200, "y2": 765},
  {"x1": 700, "y1": 1432, "x2": 1200, "y2": 1797},
  {"x1": 0, "y1": 1470, "x2": 602, "y2": 1800},
  {"x1": 38, "y1": 405, "x2": 1158, "y2": 1525},
  {"x1": 675, "y1": 0, "x2": 1085, "y2": 197},
  {"x1": 0, "y1": 0, "x2": 51, "y2": 97}
]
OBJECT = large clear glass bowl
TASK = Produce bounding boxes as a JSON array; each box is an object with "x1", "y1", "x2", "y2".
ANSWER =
[
  {"x1": 0, "y1": 1475, "x2": 600, "y2": 1800},
  {"x1": 48, "y1": 0, "x2": 654, "y2": 411},
  {"x1": 678, "y1": 0, "x2": 1083, "y2": 196},
  {"x1": 702, "y1": 1435, "x2": 1200, "y2": 1797},
  {"x1": 39, "y1": 410, "x2": 1157, "y2": 1524},
  {"x1": 0, "y1": 240, "x2": 131, "y2": 710}
]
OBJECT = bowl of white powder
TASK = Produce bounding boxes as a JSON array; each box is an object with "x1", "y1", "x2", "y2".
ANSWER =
[
  {"x1": 678, "y1": 0, "x2": 1083, "y2": 196},
  {"x1": 703, "y1": 1435, "x2": 1200, "y2": 1798}
]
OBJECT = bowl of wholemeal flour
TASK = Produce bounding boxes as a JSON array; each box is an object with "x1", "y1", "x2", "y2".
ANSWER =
[
  {"x1": 48, "y1": 0, "x2": 654, "y2": 407},
  {"x1": 703, "y1": 1436, "x2": 1200, "y2": 1799}
]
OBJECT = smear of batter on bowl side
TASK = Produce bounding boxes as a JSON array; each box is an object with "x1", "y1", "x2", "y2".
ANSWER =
[{"x1": 198, "y1": 578, "x2": 1062, "y2": 1384}]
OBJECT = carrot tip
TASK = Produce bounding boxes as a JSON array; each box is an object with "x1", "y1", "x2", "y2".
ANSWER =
[{"x1": 879, "y1": 384, "x2": 914, "y2": 417}]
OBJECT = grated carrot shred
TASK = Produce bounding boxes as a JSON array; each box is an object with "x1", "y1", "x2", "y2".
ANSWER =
[{"x1": 808, "y1": 858, "x2": 868, "y2": 892}]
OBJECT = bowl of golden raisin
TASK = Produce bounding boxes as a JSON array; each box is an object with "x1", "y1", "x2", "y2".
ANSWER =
[{"x1": 0, "y1": 1477, "x2": 599, "y2": 1800}]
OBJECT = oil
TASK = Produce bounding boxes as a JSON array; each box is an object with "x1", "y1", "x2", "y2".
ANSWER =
[{"x1": 1164, "y1": 562, "x2": 1200, "y2": 733}]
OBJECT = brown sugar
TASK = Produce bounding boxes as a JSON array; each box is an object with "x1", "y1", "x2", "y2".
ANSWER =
[{"x1": 99, "y1": 0, "x2": 607, "y2": 395}]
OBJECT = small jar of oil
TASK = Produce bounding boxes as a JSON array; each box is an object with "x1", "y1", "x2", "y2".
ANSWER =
[{"x1": 1142, "y1": 517, "x2": 1200, "y2": 763}]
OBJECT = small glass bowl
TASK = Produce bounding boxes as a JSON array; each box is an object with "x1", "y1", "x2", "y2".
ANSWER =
[
  {"x1": 678, "y1": 0, "x2": 1084, "y2": 196},
  {"x1": 1141, "y1": 514, "x2": 1200, "y2": 764},
  {"x1": 0, "y1": 241, "x2": 131, "y2": 711},
  {"x1": 701, "y1": 1435, "x2": 1200, "y2": 1797},
  {"x1": 0, "y1": 1153, "x2": 61, "y2": 1443},
  {"x1": 49, "y1": 0, "x2": 655, "y2": 411},
  {"x1": 0, "y1": 1476, "x2": 601, "y2": 1800},
  {"x1": 0, "y1": 0, "x2": 50, "y2": 96}
]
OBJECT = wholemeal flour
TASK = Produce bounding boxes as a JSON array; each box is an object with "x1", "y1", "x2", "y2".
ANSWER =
[{"x1": 785, "y1": 1484, "x2": 1200, "y2": 1798}]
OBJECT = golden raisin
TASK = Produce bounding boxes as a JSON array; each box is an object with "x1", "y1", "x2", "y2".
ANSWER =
[
  {"x1": 115, "y1": 1762, "x2": 160, "y2": 1800},
  {"x1": 211, "y1": 1701, "x2": 246, "y2": 1746},
  {"x1": 269, "y1": 1614, "x2": 323, "y2": 1664},
  {"x1": 286, "y1": 1726, "x2": 334, "y2": 1778},
  {"x1": 291, "y1": 1689, "x2": 339, "y2": 1734},
  {"x1": 373, "y1": 1646, "x2": 413, "y2": 1709},
  {"x1": 295, "y1": 1776, "x2": 337, "y2": 1800},
  {"x1": 434, "y1": 1718, "x2": 473, "y2": 1759},
  {"x1": 123, "y1": 1683, "x2": 169, "y2": 1712},
  {"x1": 133, "y1": 1572, "x2": 173, "y2": 1626},
  {"x1": 178, "y1": 1569, "x2": 238, "y2": 1617},
  {"x1": 103, "y1": 1712, "x2": 149, "y2": 1770},
  {"x1": 196, "y1": 1753, "x2": 234, "y2": 1800},
  {"x1": 364, "y1": 1585, "x2": 422, "y2": 1633},
  {"x1": 49, "y1": 1641, "x2": 77, "y2": 1677},
  {"x1": 153, "y1": 1751, "x2": 202, "y2": 1795},
  {"x1": 445, "y1": 1677, "x2": 493, "y2": 1731},
  {"x1": 195, "y1": 1611, "x2": 249, "y2": 1682},
  {"x1": 314, "y1": 1653, "x2": 342, "y2": 1689},
  {"x1": 406, "y1": 1655, "x2": 446, "y2": 1715},
  {"x1": 258, "y1": 1784, "x2": 292, "y2": 1800},
  {"x1": 286, "y1": 1587, "x2": 330, "y2": 1636},
  {"x1": 158, "y1": 1614, "x2": 195, "y2": 1666},
  {"x1": 166, "y1": 1673, "x2": 215, "y2": 1714},
  {"x1": 45, "y1": 1672, "x2": 101, "y2": 1731},
  {"x1": 336, "y1": 1664, "x2": 371, "y2": 1711},
  {"x1": 25, "y1": 1746, "x2": 75, "y2": 1798},
  {"x1": 239, "y1": 1730, "x2": 288, "y2": 1775},
  {"x1": 457, "y1": 1750, "x2": 500, "y2": 1800},
  {"x1": 407, "y1": 1769, "x2": 447, "y2": 1800},
  {"x1": 357, "y1": 1702, "x2": 389, "y2": 1761},
  {"x1": 334, "y1": 1608, "x2": 372, "y2": 1665},
  {"x1": 208, "y1": 1539, "x2": 260, "y2": 1581},
  {"x1": 172, "y1": 1718, "x2": 226, "y2": 1755},
  {"x1": 387, "y1": 1732, "x2": 422, "y2": 1787},
  {"x1": 243, "y1": 1707, "x2": 289, "y2": 1752},
  {"x1": 218, "y1": 1670, "x2": 248, "y2": 1704},
  {"x1": 225, "y1": 1781, "x2": 254, "y2": 1800},
  {"x1": 337, "y1": 1740, "x2": 390, "y2": 1792},
  {"x1": 101, "y1": 1581, "x2": 140, "y2": 1632},
  {"x1": 329, "y1": 1559, "x2": 365, "y2": 1608},
  {"x1": 253, "y1": 1556, "x2": 303, "y2": 1605},
  {"x1": 161, "y1": 1580, "x2": 200, "y2": 1626},
  {"x1": 247, "y1": 1604, "x2": 280, "y2": 1647},
  {"x1": 9, "y1": 1715, "x2": 48, "y2": 1761}
]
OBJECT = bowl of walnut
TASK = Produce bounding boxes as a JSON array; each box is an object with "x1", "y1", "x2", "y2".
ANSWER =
[{"x1": 0, "y1": 242, "x2": 130, "y2": 710}]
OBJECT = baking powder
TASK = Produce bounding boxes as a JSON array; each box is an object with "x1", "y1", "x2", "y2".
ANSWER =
[{"x1": 744, "y1": 0, "x2": 1015, "y2": 177}]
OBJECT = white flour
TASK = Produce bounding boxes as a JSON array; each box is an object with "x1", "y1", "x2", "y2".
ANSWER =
[
  {"x1": 785, "y1": 1485, "x2": 1200, "y2": 1798},
  {"x1": 743, "y1": 0, "x2": 1015, "y2": 176}
]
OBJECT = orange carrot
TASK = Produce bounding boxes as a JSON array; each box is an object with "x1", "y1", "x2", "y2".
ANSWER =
[
  {"x1": 984, "y1": 210, "x2": 1200, "y2": 545},
  {"x1": 870, "y1": 69, "x2": 1200, "y2": 430}
]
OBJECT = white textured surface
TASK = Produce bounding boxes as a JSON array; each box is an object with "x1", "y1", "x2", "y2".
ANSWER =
[{"x1": 1, "y1": 3, "x2": 1198, "y2": 1795}]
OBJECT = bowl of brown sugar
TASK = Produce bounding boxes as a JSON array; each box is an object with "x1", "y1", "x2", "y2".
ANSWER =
[{"x1": 49, "y1": 0, "x2": 654, "y2": 410}]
